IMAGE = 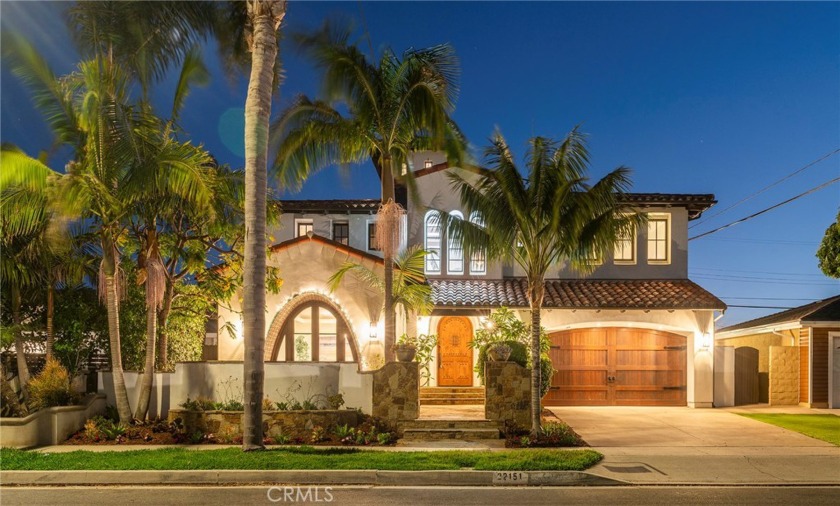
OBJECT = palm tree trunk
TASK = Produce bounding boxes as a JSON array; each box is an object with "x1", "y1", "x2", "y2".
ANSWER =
[
  {"x1": 406, "y1": 309, "x2": 417, "y2": 338},
  {"x1": 102, "y1": 245, "x2": 132, "y2": 424},
  {"x1": 134, "y1": 297, "x2": 157, "y2": 420},
  {"x1": 156, "y1": 282, "x2": 174, "y2": 369},
  {"x1": 11, "y1": 285, "x2": 30, "y2": 389},
  {"x1": 46, "y1": 282, "x2": 55, "y2": 360},
  {"x1": 528, "y1": 280, "x2": 545, "y2": 436},
  {"x1": 242, "y1": 0, "x2": 283, "y2": 451},
  {"x1": 381, "y1": 157, "x2": 396, "y2": 362}
]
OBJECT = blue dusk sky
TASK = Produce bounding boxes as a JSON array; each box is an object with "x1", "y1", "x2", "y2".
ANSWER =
[{"x1": 1, "y1": 1, "x2": 838, "y2": 327}]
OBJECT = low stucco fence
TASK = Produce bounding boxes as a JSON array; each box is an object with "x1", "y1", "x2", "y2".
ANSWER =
[
  {"x1": 0, "y1": 394, "x2": 106, "y2": 448},
  {"x1": 99, "y1": 362, "x2": 374, "y2": 419}
]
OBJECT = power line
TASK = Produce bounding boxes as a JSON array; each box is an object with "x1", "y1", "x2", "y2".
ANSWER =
[
  {"x1": 720, "y1": 296, "x2": 820, "y2": 301},
  {"x1": 691, "y1": 267, "x2": 826, "y2": 277},
  {"x1": 689, "y1": 176, "x2": 840, "y2": 241},
  {"x1": 726, "y1": 305, "x2": 794, "y2": 309},
  {"x1": 689, "y1": 148, "x2": 840, "y2": 229},
  {"x1": 693, "y1": 275, "x2": 838, "y2": 286},
  {"x1": 700, "y1": 237, "x2": 817, "y2": 245}
]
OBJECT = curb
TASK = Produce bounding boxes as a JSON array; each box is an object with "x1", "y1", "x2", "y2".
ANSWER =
[{"x1": 0, "y1": 470, "x2": 626, "y2": 487}]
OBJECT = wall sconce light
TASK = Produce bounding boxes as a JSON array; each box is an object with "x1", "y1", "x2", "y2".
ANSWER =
[
  {"x1": 369, "y1": 322, "x2": 378, "y2": 340},
  {"x1": 701, "y1": 332, "x2": 712, "y2": 348}
]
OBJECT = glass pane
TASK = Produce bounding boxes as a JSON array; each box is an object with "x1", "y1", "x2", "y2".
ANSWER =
[
  {"x1": 294, "y1": 308, "x2": 312, "y2": 361},
  {"x1": 319, "y1": 310, "x2": 338, "y2": 362}
]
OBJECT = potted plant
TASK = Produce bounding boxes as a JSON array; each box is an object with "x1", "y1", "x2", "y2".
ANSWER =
[
  {"x1": 488, "y1": 343, "x2": 512, "y2": 362},
  {"x1": 394, "y1": 334, "x2": 417, "y2": 362}
]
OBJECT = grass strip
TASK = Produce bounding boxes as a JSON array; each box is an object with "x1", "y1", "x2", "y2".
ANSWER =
[
  {"x1": 737, "y1": 413, "x2": 840, "y2": 446},
  {"x1": 0, "y1": 447, "x2": 602, "y2": 471}
]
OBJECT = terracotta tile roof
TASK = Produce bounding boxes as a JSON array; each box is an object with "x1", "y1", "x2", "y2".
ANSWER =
[
  {"x1": 430, "y1": 278, "x2": 725, "y2": 310},
  {"x1": 718, "y1": 295, "x2": 840, "y2": 333},
  {"x1": 279, "y1": 199, "x2": 380, "y2": 213}
]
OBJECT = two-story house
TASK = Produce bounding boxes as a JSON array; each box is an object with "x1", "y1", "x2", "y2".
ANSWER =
[{"x1": 213, "y1": 151, "x2": 725, "y2": 408}]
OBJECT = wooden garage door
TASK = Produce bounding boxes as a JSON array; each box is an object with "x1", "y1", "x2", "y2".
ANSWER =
[{"x1": 545, "y1": 328, "x2": 687, "y2": 406}]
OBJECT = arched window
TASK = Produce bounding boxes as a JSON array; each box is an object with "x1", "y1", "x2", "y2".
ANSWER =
[
  {"x1": 469, "y1": 211, "x2": 486, "y2": 275},
  {"x1": 448, "y1": 211, "x2": 464, "y2": 274},
  {"x1": 424, "y1": 211, "x2": 441, "y2": 274},
  {"x1": 273, "y1": 302, "x2": 356, "y2": 362}
]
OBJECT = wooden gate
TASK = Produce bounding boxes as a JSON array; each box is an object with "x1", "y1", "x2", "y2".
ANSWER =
[
  {"x1": 437, "y1": 316, "x2": 474, "y2": 387},
  {"x1": 734, "y1": 346, "x2": 760, "y2": 405}
]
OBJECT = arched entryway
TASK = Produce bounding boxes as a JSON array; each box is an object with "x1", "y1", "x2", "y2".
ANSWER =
[
  {"x1": 266, "y1": 293, "x2": 360, "y2": 363},
  {"x1": 437, "y1": 316, "x2": 474, "y2": 386}
]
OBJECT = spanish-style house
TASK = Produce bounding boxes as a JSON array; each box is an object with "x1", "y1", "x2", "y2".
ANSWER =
[{"x1": 210, "y1": 151, "x2": 726, "y2": 409}]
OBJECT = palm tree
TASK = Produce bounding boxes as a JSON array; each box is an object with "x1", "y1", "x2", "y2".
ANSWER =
[
  {"x1": 0, "y1": 147, "x2": 59, "y2": 387},
  {"x1": 241, "y1": 0, "x2": 287, "y2": 452},
  {"x1": 328, "y1": 244, "x2": 434, "y2": 337},
  {"x1": 437, "y1": 130, "x2": 640, "y2": 435},
  {"x1": 274, "y1": 24, "x2": 465, "y2": 361}
]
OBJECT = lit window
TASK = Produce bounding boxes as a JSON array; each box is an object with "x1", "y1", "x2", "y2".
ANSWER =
[
  {"x1": 332, "y1": 222, "x2": 349, "y2": 245},
  {"x1": 424, "y1": 159, "x2": 433, "y2": 169},
  {"x1": 469, "y1": 211, "x2": 486, "y2": 275},
  {"x1": 424, "y1": 212, "x2": 441, "y2": 274},
  {"x1": 647, "y1": 214, "x2": 670, "y2": 263},
  {"x1": 448, "y1": 211, "x2": 464, "y2": 274},
  {"x1": 296, "y1": 220, "x2": 313, "y2": 238},
  {"x1": 614, "y1": 225, "x2": 636, "y2": 264},
  {"x1": 367, "y1": 222, "x2": 379, "y2": 251},
  {"x1": 278, "y1": 303, "x2": 356, "y2": 362}
]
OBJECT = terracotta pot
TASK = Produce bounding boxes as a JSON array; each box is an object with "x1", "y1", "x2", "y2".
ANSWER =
[
  {"x1": 394, "y1": 345, "x2": 417, "y2": 362},
  {"x1": 488, "y1": 344, "x2": 512, "y2": 362}
]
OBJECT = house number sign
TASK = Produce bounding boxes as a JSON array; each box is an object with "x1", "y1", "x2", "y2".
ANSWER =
[{"x1": 493, "y1": 471, "x2": 528, "y2": 485}]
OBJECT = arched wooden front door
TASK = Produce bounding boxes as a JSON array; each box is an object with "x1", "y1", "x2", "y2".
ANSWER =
[{"x1": 437, "y1": 316, "x2": 473, "y2": 386}]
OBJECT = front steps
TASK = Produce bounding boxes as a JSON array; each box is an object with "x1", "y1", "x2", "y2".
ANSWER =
[
  {"x1": 419, "y1": 387, "x2": 485, "y2": 405},
  {"x1": 399, "y1": 419, "x2": 501, "y2": 440}
]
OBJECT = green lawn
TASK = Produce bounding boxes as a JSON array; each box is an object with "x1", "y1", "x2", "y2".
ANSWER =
[
  {"x1": 0, "y1": 446, "x2": 602, "y2": 471},
  {"x1": 738, "y1": 414, "x2": 840, "y2": 446}
]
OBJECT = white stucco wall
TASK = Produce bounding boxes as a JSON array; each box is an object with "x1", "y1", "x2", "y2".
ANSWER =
[{"x1": 98, "y1": 362, "x2": 373, "y2": 418}]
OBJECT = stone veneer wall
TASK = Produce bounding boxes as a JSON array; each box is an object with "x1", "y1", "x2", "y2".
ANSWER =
[
  {"x1": 167, "y1": 409, "x2": 360, "y2": 439},
  {"x1": 485, "y1": 362, "x2": 530, "y2": 430},
  {"x1": 371, "y1": 362, "x2": 419, "y2": 423},
  {"x1": 769, "y1": 346, "x2": 799, "y2": 406}
]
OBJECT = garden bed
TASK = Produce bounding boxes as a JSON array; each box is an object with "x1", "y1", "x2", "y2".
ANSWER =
[
  {"x1": 504, "y1": 411, "x2": 588, "y2": 448},
  {"x1": 0, "y1": 394, "x2": 106, "y2": 448},
  {"x1": 64, "y1": 409, "x2": 396, "y2": 446}
]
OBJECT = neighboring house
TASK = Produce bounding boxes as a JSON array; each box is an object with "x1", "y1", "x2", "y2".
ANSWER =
[
  {"x1": 214, "y1": 151, "x2": 726, "y2": 408},
  {"x1": 716, "y1": 295, "x2": 840, "y2": 408}
]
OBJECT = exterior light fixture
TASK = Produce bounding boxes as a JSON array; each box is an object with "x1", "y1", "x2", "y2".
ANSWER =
[
  {"x1": 701, "y1": 332, "x2": 712, "y2": 348},
  {"x1": 369, "y1": 322, "x2": 378, "y2": 340}
]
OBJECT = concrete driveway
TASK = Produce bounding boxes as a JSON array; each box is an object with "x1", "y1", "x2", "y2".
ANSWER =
[{"x1": 548, "y1": 406, "x2": 838, "y2": 455}]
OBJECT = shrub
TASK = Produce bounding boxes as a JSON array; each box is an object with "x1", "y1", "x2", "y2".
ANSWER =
[
  {"x1": 310, "y1": 425, "x2": 328, "y2": 444},
  {"x1": 476, "y1": 341, "x2": 553, "y2": 398},
  {"x1": 334, "y1": 424, "x2": 354, "y2": 439},
  {"x1": 27, "y1": 358, "x2": 77, "y2": 410}
]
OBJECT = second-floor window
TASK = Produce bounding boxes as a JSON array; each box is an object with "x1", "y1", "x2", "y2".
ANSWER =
[
  {"x1": 296, "y1": 220, "x2": 313, "y2": 238},
  {"x1": 614, "y1": 225, "x2": 636, "y2": 264},
  {"x1": 424, "y1": 212, "x2": 441, "y2": 274},
  {"x1": 332, "y1": 221, "x2": 349, "y2": 245},
  {"x1": 367, "y1": 222, "x2": 379, "y2": 251},
  {"x1": 469, "y1": 211, "x2": 486, "y2": 275},
  {"x1": 448, "y1": 211, "x2": 464, "y2": 274},
  {"x1": 647, "y1": 214, "x2": 670, "y2": 263}
]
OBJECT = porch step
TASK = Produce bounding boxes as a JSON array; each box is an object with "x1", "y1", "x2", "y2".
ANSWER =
[
  {"x1": 419, "y1": 387, "x2": 485, "y2": 405},
  {"x1": 401, "y1": 428, "x2": 501, "y2": 441},
  {"x1": 401, "y1": 419, "x2": 499, "y2": 430}
]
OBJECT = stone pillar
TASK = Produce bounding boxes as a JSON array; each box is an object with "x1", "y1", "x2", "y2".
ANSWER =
[
  {"x1": 484, "y1": 362, "x2": 530, "y2": 430},
  {"x1": 769, "y1": 346, "x2": 799, "y2": 405},
  {"x1": 371, "y1": 362, "x2": 419, "y2": 422}
]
